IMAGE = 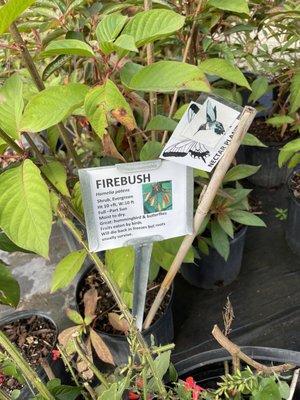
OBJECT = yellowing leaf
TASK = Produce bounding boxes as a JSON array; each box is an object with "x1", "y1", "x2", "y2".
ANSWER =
[
  {"x1": 0, "y1": 160, "x2": 52, "y2": 257},
  {"x1": 41, "y1": 161, "x2": 70, "y2": 197},
  {"x1": 20, "y1": 83, "x2": 88, "y2": 132},
  {"x1": 84, "y1": 80, "x2": 136, "y2": 138},
  {"x1": 0, "y1": 74, "x2": 23, "y2": 139},
  {"x1": 51, "y1": 249, "x2": 87, "y2": 292}
]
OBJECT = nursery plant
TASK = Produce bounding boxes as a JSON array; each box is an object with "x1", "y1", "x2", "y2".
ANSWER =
[{"x1": 0, "y1": 0, "x2": 257, "y2": 315}]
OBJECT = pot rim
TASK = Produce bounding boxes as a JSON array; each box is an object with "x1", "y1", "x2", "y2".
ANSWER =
[
  {"x1": 287, "y1": 166, "x2": 300, "y2": 204},
  {"x1": 0, "y1": 310, "x2": 58, "y2": 356},
  {"x1": 74, "y1": 263, "x2": 174, "y2": 340},
  {"x1": 174, "y1": 346, "x2": 300, "y2": 376}
]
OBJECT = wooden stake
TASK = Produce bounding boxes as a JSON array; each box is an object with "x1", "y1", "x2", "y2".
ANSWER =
[{"x1": 143, "y1": 106, "x2": 257, "y2": 329}]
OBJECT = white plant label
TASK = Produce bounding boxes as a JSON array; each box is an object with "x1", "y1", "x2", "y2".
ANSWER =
[
  {"x1": 160, "y1": 95, "x2": 242, "y2": 172},
  {"x1": 79, "y1": 160, "x2": 193, "y2": 251}
]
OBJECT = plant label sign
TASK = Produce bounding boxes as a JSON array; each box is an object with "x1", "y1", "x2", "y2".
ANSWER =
[
  {"x1": 79, "y1": 160, "x2": 193, "y2": 252},
  {"x1": 160, "y1": 93, "x2": 243, "y2": 172}
]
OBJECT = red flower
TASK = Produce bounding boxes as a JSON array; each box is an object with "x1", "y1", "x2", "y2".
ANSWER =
[
  {"x1": 184, "y1": 377, "x2": 205, "y2": 400},
  {"x1": 0, "y1": 373, "x2": 5, "y2": 385},
  {"x1": 51, "y1": 349, "x2": 60, "y2": 361},
  {"x1": 128, "y1": 391, "x2": 140, "y2": 400}
]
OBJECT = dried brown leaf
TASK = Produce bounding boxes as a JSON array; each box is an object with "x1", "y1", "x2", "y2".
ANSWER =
[
  {"x1": 58, "y1": 326, "x2": 79, "y2": 347},
  {"x1": 76, "y1": 338, "x2": 94, "y2": 380},
  {"x1": 126, "y1": 91, "x2": 149, "y2": 129},
  {"x1": 108, "y1": 312, "x2": 130, "y2": 333},
  {"x1": 83, "y1": 288, "x2": 98, "y2": 318},
  {"x1": 102, "y1": 133, "x2": 126, "y2": 162},
  {"x1": 90, "y1": 328, "x2": 114, "y2": 365}
]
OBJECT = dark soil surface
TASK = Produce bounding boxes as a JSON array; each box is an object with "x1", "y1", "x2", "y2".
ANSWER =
[
  {"x1": 290, "y1": 172, "x2": 300, "y2": 199},
  {"x1": 77, "y1": 268, "x2": 171, "y2": 335},
  {"x1": 0, "y1": 316, "x2": 57, "y2": 394},
  {"x1": 250, "y1": 118, "x2": 295, "y2": 144}
]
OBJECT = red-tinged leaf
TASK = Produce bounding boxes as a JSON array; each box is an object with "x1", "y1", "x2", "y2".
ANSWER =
[
  {"x1": 108, "y1": 312, "x2": 130, "y2": 333},
  {"x1": 90, "y1": 328, "x2": 114, "y2": 365}
]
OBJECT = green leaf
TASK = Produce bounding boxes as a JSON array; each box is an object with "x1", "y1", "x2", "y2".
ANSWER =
[
  {"x1": 278, "y1": 138, "x2": 300, "y2": 167},
  {"x1": 211, "y1": 220, "x2": 230, "y2": 260},
  {"x1": 96, "y1": 13, "x2": 128, "y2": 54},
  {"x1": 146, "y1": 115, "x2": 177, "y2": 131},
  {"x1": 217, "y1": 214, "x2": 234, "y2": 238},
  {"x1": 199, "y1": 58, "x2": 251, "y2": 89},
  {"x1": 105, "y1": 246, "x2": 135, "y2": 290},
  {"x1": 51, "y1": 385, "x2": 82, "y2": 400},
  {"x1": 266, "y1": 115, "x2": 294, "y2": 127},
  {"x1": 140, "y1": 141, "x2": 163, "y2": 161},
  {"x1": 120, "y1": 62, "x2": 143, "y2": 88},
  {"x1": 42, "y1": 55, "x2": 72, "y2": 81},
  {"x1": 252, "y1": 378, "x2": 282, "y2": 400},
  {"x1": 278, "y1": 381, "x2": 290, "y2": 399},
  {"x1": 229, "y1": 210, "x2": 266, "y2": 227},
  {"x1": 173, "y1": 104, "x2": 189, "y2": 120},
  {"x1": 242, "y1": 132, "x2": 267, "y2": 147},
  {"x1": 0, "y1": 0, "x2": 35, "y2": 35},
  {"x1": 0, "y1": 262, "x2": 20, "y2": 307},
  {"x1": 290, "y1": 71, "x2": 300, "y2": 113},
  {"x1": 197, "y1": 237, "x2": 210, "y2": 256},
  {"x1": 71, "y1": 181, "x2": 83, "y2": 217},
  {"x1": 66, "y1": 308, "x2": 84, "y2": 325},
  {"x1": 47, "y1": 125, "x2": 60, "y2": 152},
  {"x1": 249, "y1": 77, "x2": 269, "y2": 103},
  {"x1": 41, "y1": 39, "x2": 95, "y2": 57},
  {"x1": 129, "y1": 61, "x2": 210, "y2": 93},
  {"x1": 0, "y1": 231, "x2": 31, "y2": 253},
  {"x1": 0, "y1": 160, "x2": 52, "y2": 257},
  {"x1": 147, "y1": 351, "x2": 171, "y2": 391},
  {"x1": 0, "y1": 74, "x2": 23, "y2": 139},
  {"x1": 41, "y1": 161, "x2": 70, "y2": 197},
  {"x1": 51, "y1": 249, "x2": 87, "y2": 292},
  {"x1": 84, "y1": 79, "x2": 136, "y2": 138},
  {"x1": 113, "y1": 34, "x2": 138, "y2": 53},
  {"x1": 123, "y1": 9, "x2": 185, "y2": 47},
  {"x1": 207, "y1": 0, "x2": 249, "y2": 15},
  {"x1": 20, "y1": 83, "x2": 88, "y2": 132},
  {"x1": 223, "y1": 164, "x2": 260, "y2": 183}
]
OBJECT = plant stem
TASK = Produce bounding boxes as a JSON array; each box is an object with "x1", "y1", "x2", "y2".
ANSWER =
[
  {"x1": 8, "y1": 20, "x2": 82, "y2": 168},
  {"x1": 144, "y1": 0, "x2": 157, "y2": 141},
  {"x1": 0, "y1": 332, "x2": 55, "y2": 400},
  {"x1": 212, "y1": 325, "x2": 295, "y2": 374},
  {"x1": 0, "y1": 388, "x2": 11, "y2": 400},
  {"x1": 0, "y1": 129, "x2": 24, "y2": 155},
  {"x1": 58, "y1": 212, "x2": 167, "y2": 397},
  {"x1": 161, "y1": 0, "x2": 206, "y2": 146},
  {"x1": 73, "y1": 337, "x2": 109, "y2": 389}
]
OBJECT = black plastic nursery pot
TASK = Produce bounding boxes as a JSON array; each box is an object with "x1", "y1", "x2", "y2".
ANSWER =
[
  {"x1": 75, "y1": 264, "x2": 174, "y2": 366},
  {"x1": 181, "y1": 226, "x2": 247, "y2": 289},
  {"x1": 0, "y1": 310, "x2": 67, "y2": 399},
  {"x1": 174, "y1": 346, "x2": 300, "y2": 395},
  {"x1": 244, "y1": 142, "x2": 290, "y2": 188},
  {"x1": 286, "y1": 168, "x2": 300, "y2": 256}
]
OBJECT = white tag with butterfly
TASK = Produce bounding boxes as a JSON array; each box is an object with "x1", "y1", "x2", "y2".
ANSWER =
[{"x1": 160, "y1": 94, "x2": 242, "y2": 172}]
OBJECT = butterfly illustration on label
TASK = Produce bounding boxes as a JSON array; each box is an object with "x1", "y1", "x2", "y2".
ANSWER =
[{"x1": 162, "y1": 102, "x2": 211, "y2": 163}]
